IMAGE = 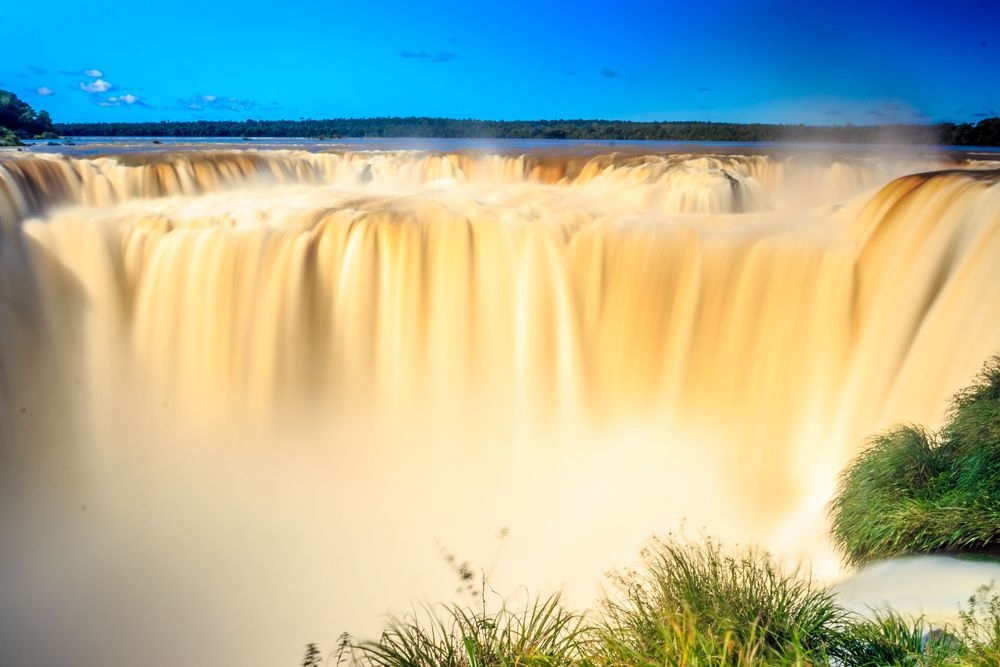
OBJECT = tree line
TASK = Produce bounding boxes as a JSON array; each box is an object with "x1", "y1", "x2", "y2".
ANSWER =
[
  {"x1": 52, "y1": 116, "x2": 1000, "y2": 146},
  {"x1": 1, "y1": 85, "x2": 996, "y2": 147}
]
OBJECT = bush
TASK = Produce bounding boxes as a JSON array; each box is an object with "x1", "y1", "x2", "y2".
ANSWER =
[
  {"x1": 830, "y1": 356, "x2": 1000, "y2": 566},
  {"x1": 596, "y1": 535, "x2": 845, "y2": 665},
  {"x1": 1, "y1": 127, "x2": 23, "y2": 147}
]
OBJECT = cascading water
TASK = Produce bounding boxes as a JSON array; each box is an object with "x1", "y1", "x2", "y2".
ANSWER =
[{"x1": 2, "y1": 146, "x2": 999, "y2": 666}]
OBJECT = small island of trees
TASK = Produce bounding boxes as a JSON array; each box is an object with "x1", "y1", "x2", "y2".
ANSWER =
[{"x1": 0, "y1": 89, "x2": 58, "y2": 146}]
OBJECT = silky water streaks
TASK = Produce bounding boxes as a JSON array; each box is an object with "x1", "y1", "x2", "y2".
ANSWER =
[{"x1": 1, "y1": 144, "x2": 1000, "y2": 666}]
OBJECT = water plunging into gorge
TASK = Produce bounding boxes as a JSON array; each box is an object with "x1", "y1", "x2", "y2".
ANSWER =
[{"x1": 2, "y1": 145, "x2": 999, "y2": 666}]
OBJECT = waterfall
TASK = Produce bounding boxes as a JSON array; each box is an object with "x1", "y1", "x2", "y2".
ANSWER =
[{"x1": 1, "y1": 147, "x2": 998, "y2": 667}]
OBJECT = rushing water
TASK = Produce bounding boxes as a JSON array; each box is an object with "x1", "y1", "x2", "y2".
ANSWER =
[{"x1": 2, "y1": 143, "x2": 1000, "y2": 666}]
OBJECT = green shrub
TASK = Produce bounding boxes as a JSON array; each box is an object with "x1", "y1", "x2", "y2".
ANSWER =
[
  {"x1": 1, "y1": 127, "x2": 23, "y2": 147},
  {"x1": 595, "y1": 535, "x2": 845, "y2": 665},
  {"x1": 830, "y1": 356, "x2": 1000, "y2": 566}
]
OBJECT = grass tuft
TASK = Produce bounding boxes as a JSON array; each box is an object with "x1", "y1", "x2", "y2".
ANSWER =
[
  {"x1": 830, "y1": 356, "x2": 1000, "y2": 566},
  {"x1": 353, "y1": 594, "x2": 591, "y2": 667},
  {"x1": 596, "y1": 535, "x2": 844, "y2": 665}
]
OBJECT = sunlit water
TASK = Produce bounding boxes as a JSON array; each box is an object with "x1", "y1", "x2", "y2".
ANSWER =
[{"x1": 2, "y1": 141, "x2": 999, "y2": 666}]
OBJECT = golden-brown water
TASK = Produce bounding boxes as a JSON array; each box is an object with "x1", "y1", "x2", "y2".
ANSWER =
[{"x1": 2, "y1": 147, "x2": 999, "y2": 666}]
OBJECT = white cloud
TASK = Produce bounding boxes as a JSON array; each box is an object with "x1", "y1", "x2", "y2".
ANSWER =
[
  {"x1": 83, "y1": 69, "x2": 103, "y2": 78},
  {"x1": 36, "y1": 86, "x2": 54, "y2": 96},
  {"x1": 99, "y1": 94, "x2": 140, "y2": 107},
  {"x1": 79, "y1": 78, "x2": 112, "y2": 93},
  {"x1": 179, "y1": 94, "x2": 258, "y2": 112}
]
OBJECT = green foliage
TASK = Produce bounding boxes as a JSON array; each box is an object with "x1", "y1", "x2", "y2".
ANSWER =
[
  {"x1": 940, "y1": 118, "x2": 1000, "y2": 149},
  {"x1": 832, "y1": 611, "x2": 940, "y2": 666},
  {"x1": 52, "y1": 116, "x2": 1000, "y2": 146},
  {"x1": 325, "y1": 537, "x2": 1000, "y2": 667},
  {"x1": 596, "y1": 535, "x2": 845, "y2": 665},
  {"x1": 0, "y1": 127, "x2": 23, "y2": 147},
  {"x1": 353, "y1": 594, "x2": 591, "y2": 667},
  {"x1": 0, "y1": 89, "x2": 57, "y2": 139},
  {"x1": 830, "y1": 356, "x2": 1000, "y2": 566},
  {"x1": 956, "y1": 585, "x2": 1000, "y2": 665},
  {"x1": 0, "y1": 90, "x2": 34, "y2": 131}
]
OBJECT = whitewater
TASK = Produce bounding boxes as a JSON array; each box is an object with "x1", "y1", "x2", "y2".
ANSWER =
[{"x1": 2, "y1": 143, "x2": 999, "y2": 666}]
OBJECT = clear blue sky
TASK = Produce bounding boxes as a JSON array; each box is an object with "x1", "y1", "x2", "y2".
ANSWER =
[{"x1": 1, "y1": 0, "x2": 997, "y2": 124}]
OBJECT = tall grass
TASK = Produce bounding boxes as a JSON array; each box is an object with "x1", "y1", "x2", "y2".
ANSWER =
[
  {"x1": 956, "y1": 585, "x2": 1000, "y2": 665},
  {"x1": 317, "y1": 534, "x2": 1000, "y2": 666},
  {"x1": 352, "y1": 594, "x2": 592, "y2": 667},
  {"x1": 596, "y1": 536, "x2": 844, "y2": 665},
  {"x1": 830, "y1": 356, "x2": 1000, "y2": 566},
  {"x1": 832, "y1": 610, "x2": 939, "y2": 666}
]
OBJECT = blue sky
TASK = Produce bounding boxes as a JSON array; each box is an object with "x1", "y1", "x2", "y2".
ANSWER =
[{"x1": 1, "y1": 0, "x2": 997, "y2": 124}]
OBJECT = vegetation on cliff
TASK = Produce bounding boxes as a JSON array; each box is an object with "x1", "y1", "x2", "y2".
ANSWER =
[{"x1": 830, "y1": 357, "x2": 1000, "y2": 566}]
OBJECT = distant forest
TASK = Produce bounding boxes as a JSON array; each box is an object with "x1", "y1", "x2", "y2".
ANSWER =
[{"x1": 54, "y1": 116, "x2": 1000, "y2": 146}]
